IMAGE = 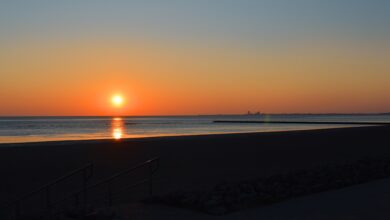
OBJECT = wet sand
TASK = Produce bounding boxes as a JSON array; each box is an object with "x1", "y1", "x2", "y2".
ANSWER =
[{"x1": 1, "y1": 125, "x2": 390, "y2": 209}]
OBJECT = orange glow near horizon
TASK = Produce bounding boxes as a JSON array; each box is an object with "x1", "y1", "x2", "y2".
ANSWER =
[{"x1": 0, "y1": 38, "x2": 389, "y2": 116}]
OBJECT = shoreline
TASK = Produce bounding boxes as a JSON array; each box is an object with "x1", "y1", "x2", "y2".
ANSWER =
[{"x1": 0, "y1": 125, "x2": 375, "y2": 147}]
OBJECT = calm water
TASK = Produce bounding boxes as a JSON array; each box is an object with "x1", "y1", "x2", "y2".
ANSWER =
[{"x1": 0, "y1": 115, "x2": 389, "y2": 144}]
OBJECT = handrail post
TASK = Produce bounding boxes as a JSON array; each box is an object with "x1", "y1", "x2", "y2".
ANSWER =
[
  {"x1": 82, "y1": 169, "x2": 88, "y2": 216},
  {"x1": 107, "y1": 183, "x2": 113, "y2": 207},
  {"x1": 149, "y1": 163, "x2": 153, "y2": 196},
  {"x1": 74, "y1": 192, "x2": 80, "y2": 208},
  {"x1": 149, "y1": 158, "x2": 159, "y2": 197}
]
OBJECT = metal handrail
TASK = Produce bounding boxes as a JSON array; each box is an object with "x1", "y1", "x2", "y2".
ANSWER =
[
  {"x1": 90, "y1": 157, "x2": 159, "y2": 206},
  {"x1": 87, "y1": 157, "x2": 159, "y2": 192},
  {"x1": 54, "y1": 157, "x2": 160, "y2": 211},
  {"x1": 3, "y1": 157, "x2": 159, "y2": 219},
  {"x1": 3, "y1": 163, "x2": 93, "y2": 219}
]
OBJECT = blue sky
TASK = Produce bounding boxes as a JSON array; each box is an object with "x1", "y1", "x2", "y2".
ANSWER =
[{"x1": 1, "y1": 0, "x2": 389, "y2": 43}]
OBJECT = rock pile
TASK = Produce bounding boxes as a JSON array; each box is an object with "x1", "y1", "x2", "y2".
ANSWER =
[
  {"x1": 15, "y1": 207, "x2": 122, "y2": 220},
  {"x1": 149, "y1": 157, "x2": 390, "y2": 215}
]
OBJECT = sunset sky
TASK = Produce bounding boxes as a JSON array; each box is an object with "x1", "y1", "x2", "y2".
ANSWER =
[{"x1": 0, "y1": 0, "x2": 389, "y2": 116}]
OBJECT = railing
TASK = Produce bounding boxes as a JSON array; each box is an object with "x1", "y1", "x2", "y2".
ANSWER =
[
  {"x1": 2, "y1": 157, "x2": 159, "y2": 219},
  {"x1": 59, "y1": 157, "x2": 160, "y2": 209},
  {"x1": 3, "y1": 163, "x2": 93, "y2": 219}
]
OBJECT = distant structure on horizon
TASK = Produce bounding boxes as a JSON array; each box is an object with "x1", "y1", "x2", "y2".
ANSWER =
[{"x1": 247, "y1": 111, "x2": 262, "y2": 116}]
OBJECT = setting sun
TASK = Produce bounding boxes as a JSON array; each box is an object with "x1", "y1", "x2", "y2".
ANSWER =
[{"x1": 111, "y1": 95, "x2": 124, "y2": 107}]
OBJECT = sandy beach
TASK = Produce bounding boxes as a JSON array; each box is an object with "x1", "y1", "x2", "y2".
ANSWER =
[{"x1": 1, "y1": 125, "x2": 390, "y2": 211}]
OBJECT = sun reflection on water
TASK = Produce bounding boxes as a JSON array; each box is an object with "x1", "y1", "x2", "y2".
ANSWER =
[{"x1": 111, "y1": 117, "x2": 124, "y2": 140}]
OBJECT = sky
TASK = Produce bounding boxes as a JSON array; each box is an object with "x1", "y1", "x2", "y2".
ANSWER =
[{"x1": 0, "y1": 0, "x2": 389, "y2": 116}]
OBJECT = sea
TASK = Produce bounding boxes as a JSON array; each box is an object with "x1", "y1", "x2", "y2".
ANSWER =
[{"x1": 0, "y1": 114, "x2": 389, "y2": 144}]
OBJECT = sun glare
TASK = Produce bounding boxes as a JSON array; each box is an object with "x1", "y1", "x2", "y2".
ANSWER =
[
  {"x1": 113, "y1": 128, "x2": 123, "y2": 140},
  {"x1": 111, "y1": 95, "x2": 124, "y2": 107},
  {"x1": 111, "y1": 117, "x2": 124, "y2": 140}
]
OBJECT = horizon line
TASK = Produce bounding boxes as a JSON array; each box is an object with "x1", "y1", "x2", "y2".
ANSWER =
[{"x1": 0, "y1": 112, "x2": 389, "y2": 117}]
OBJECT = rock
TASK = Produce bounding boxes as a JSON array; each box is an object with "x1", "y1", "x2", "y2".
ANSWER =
[
  {"x1": 179, "y1": 196, "x2": 198, "y2": 207},
  {"x1": 214, "y1": 182, "x2": 231, "y2": 192},
  {"x1": 202, "y1": 198, "x2": 220, "y2": 209},
  {"x1": 205, "y1": 205, "x2": 228, "y2": 215},
  {"x1": 254, "y1": 182, "x2": 265, "y2": 192},
  {"x1": 223, "y1": 194, "x2": 237, "y2": 205},
  {"x1": 239, "y1": 183, "x2": 254, "y2": 193}
]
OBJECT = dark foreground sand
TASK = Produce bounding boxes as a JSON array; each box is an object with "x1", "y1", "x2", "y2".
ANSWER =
[
  {"x1": 1, "y1": 125, "x2": 390, "y2": 211},
  {"x1": 127, "y1": 177, "x2": 390, "y2": 220}
]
